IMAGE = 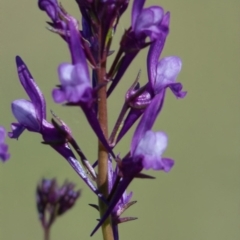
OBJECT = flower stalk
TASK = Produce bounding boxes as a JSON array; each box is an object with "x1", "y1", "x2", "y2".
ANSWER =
[
  {"x1": 44, "y1": 227, "x2": 50, "y2": 240},
  {"x1": 97, "y1": 23, "x2": 114, "y2": 240}
]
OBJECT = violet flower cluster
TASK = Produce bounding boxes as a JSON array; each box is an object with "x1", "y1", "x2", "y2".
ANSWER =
[{"x1": 3, "y1": 0, "x2": 186, "y2": 239}]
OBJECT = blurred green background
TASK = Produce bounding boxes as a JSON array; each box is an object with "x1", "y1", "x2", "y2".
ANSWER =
[{"x1": 1, "y1": 0, "x2": 240, "y2": 239}]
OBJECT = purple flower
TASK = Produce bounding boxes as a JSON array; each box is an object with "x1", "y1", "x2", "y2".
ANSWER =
[
  {"x1": 52, "y1": 20, "x2": 91, "y2": 104},
  {"x1": 0, "y1": 126, "x2": 10, "y2": 162},
  {"x1": 36, "y1": 178, "x2": 81, "y2": 229},
  {"x1": 127, "y1": 93, "x2": 175, "y2": 172},
  {"x1": 9, "y1": 56, "x2": 47, "y2": 139},
  {"x1": 147, "y1": 35, "x2": 187, "y2": 98}
]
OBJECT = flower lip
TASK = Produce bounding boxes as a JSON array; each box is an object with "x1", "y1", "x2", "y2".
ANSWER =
[
  {"x1": 155, "y1": 56, "x2": 182, "y2": 90},
  {"x1": 134, "y1": 130, "x2": 168, "y2": 157},
  {"x1": 11, "y1": 99, "x2": 41, "y2": 132},
  {"x1": 133, "y1": 130, "x2": 170, "y2": 170}
]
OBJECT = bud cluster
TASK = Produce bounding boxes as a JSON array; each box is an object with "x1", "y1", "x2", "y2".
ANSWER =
[{"x1": 36, "y1": 178, "x2": 80, "y2": 229}]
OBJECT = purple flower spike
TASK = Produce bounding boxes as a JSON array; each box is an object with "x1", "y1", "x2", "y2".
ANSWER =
[{"x1": 0, "y1": 127, "x2": 10, "y2": 162}]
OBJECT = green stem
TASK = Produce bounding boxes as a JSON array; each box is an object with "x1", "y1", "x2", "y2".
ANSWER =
[
  {"x1": 44, "y1": 227, "x2": 50, "y2": 240},
  {"x1": 97, "y1": 24, "x2": 114, "y2": 240}
]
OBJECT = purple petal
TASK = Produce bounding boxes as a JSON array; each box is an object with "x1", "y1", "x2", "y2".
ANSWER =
[
  {"x1": 147, "y1": 25, "x2": 169, "y2": 89},
  {"x1": 0, "y1": 127, "x2": 10, "y2": 162},
  {"x1": 56, "y1": 63, "x2": 91, "y2": 103},
  {"x1": 11, "y1": 99, "x2": 41, "y2": 132},
  {"x1": 0, "y1": 126, "x2": 7, "y2": 144},
  {"x1": 134, "y1": 130, "x2": 170, "y2": 170},
  {"x1": 160, "y1": 158, "x2": 175, "y2": 172},
  {"x1": 38, "y1": 0, "x2": 59, "y2": 21},
  {"x1": 8, "y1": 123, "x2": 25, "y2": 139},
  {"x1": 131, "y1": 90, "x2": 165, "y2": 153},
  {"x1": 169, "y1": 83, "x2": 187, "y2": 98},
  {"x1": 154, "y1": 56, "x2": 182, "y2": 94},
  {"x1": 161, "y1": 11, "x2": 171, "y2": 28},
  {"x1": 134, "y1": 7, "x2": 164, "y2": 39},
  {"x1": 131, "y1": 0, "x2": 146, "y2": 27},
  {"x1": 0, "y1": 144, "x2": 10, "y2": 162},
  {"x1": 16, "y1": 56, "x2": 46, "y2": 122},
  {"x1": 52, "y1": 88, "x2": 66, "y2": 103},
  {"x1": 134, "y1": 131, "x2": 167, "y2": 156},
  {"x1": 68, "y1": 20, "x2": 89, "y2": 71},
  {"x1": 58, "y1": 63, "x2": 87, "y2": 87}
]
